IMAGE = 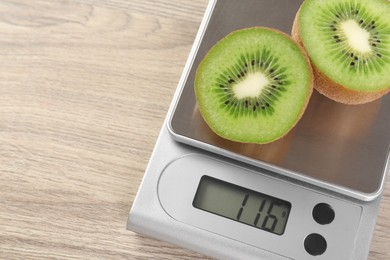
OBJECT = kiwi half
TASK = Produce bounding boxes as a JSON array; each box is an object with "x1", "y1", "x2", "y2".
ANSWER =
[
  {"x1": 195, "y1": 28, "x2": 313, "y2": 144},
  {"x1": 292, "y1": 0, "x2": 390, "y2": 104}
]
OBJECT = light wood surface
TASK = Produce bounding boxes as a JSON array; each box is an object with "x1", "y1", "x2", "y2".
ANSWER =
[{"x1": 0, "y1": 0, "x2": 389, "y2": 259}]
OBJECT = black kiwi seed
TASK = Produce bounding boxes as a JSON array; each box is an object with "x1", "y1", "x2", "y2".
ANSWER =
[
  {"x1": 333, "y1": 35, "x2": 339, "y2": 39},
  {"x1": 359, "y1": 19, "x2": 363, "y2": 24},
  {"x1": 336, "y1": 39, "x2": 341, "y2": 43},
  {"x1": 225, "y1": 100, "x2": 229, "y2": 104},
  {"x1": 377, "y1": 53, "x2": 382, "y2": 58},
  {"x1": 228, "y1": 78, "x2": 235, "y2": 83},
  {"x1": 372, "y1": 43, "x2": 377, "y2": 47},
  {"x1": 251, "y1": 60, "x2": 255, "y2": 66},
  {"x1": 350, "y1": 61, "x2": 355, "y2": 66}
]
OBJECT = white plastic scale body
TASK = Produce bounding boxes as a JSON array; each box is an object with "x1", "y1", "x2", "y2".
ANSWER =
[{"x1": 127, "y1": 0, "x2": 390, "y2": 259}]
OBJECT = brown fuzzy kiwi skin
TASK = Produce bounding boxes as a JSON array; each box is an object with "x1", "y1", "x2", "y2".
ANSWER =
[
  {"x1": 195, "y1": 27, "x2": 314, "y2": 144},
  {"x1": 291, "y1": 8, "x2": 390, "y2": 105}
]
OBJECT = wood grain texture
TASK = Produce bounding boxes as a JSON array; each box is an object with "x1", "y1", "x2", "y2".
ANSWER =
[{"x1": 0, "y1": 0, "x2": 388, "y2": 259}]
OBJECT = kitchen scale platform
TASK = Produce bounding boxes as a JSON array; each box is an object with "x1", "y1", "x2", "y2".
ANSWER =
[{"x1": 128, "y1": 0, "x2": 390, "y2": 259}]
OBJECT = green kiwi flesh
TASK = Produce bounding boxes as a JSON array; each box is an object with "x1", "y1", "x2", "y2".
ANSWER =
[
  {"x1": 297, "y1": 0, "x2": 390, "y2": 93},
  {"x1": 195, "y1": 28, "x2": 313, "y2": 144}
]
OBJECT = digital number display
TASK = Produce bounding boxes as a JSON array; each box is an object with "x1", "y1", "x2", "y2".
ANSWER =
[{"x1": 193, "y1": 176, "x2": 291, "y2": 235}]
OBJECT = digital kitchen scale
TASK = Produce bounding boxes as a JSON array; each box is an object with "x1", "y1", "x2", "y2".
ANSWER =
[{"x1": 127, "y1": 0, "x2": 390, "y2": 259}]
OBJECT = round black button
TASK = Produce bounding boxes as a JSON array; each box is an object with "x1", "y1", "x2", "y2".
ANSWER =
[
  {"x1": 304, "y1": 233, "x2": 327, "y2": 256},
  {"x1": 312, "y1": 203, "x2": 335, "y2": 225}
]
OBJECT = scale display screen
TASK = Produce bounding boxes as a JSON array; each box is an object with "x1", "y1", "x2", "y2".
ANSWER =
[{"x1": 193, "y1": 176, "x2": 291, "y2": 235}]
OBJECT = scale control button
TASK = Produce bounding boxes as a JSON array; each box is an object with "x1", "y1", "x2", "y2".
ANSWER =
[
  {"x1": 304, "y1": 233, "x2": 327, "y2": 256},
  {"x1": 312, "y1": 203, "x2": 335, "y2": 225}
]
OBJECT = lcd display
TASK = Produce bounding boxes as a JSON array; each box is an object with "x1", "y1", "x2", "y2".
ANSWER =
[{"x1": 193, "y1": 176, "x2": 291, "y2": 235}]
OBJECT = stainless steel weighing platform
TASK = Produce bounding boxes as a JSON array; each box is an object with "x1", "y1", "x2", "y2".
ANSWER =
[{"x1": 128, "y1": 0, "x2": 390, "y2": 259}]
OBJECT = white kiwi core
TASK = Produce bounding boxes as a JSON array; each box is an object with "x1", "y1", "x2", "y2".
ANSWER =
[
  {"x1": 341, "y1": 19, "x2": 371, "y2": 53},
  {"x1": 233, "y1": 72, "x2": 269, "y2": 99}
]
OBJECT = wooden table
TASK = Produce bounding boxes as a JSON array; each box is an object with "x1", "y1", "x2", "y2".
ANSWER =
[{"x1": 0, "y1": 0, "x2": 389, "y2": 259}]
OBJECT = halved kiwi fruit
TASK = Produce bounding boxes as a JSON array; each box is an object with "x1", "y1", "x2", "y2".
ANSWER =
[
  {"x1": 195, "y1": 27, "x2": 313, "y2": 144},
  {"x1": 292, "y1": 0, "x2": 390, "y2": 104}
]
